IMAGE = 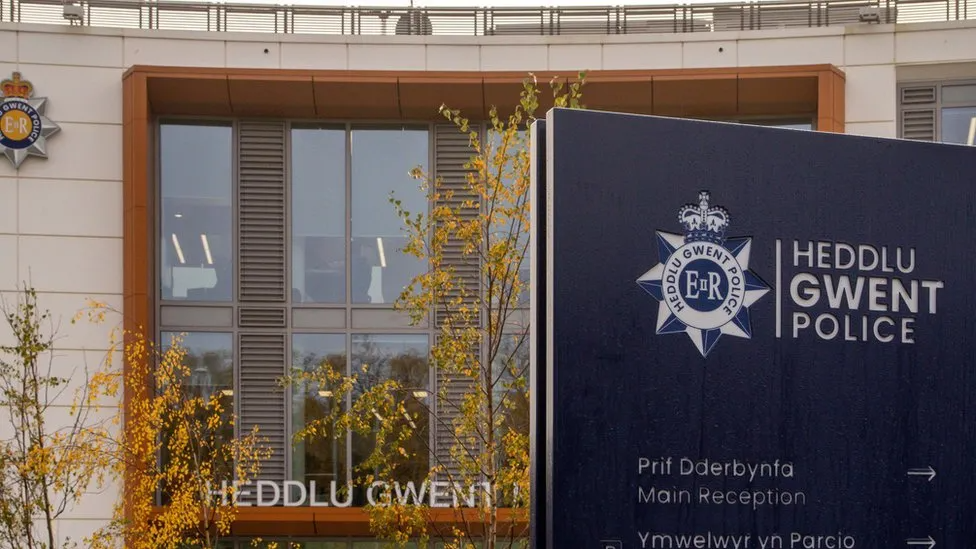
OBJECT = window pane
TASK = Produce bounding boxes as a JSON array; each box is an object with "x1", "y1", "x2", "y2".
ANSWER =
[
  {"x1": 292, "y1": 127, "x2": 346, "y2": 304},
  {"x1": 942, "y1": 106, "x2": 976, "y2": 145},
  {"x1": 160, "y1": 123, "x2": 233, "y2": 301},
  {"x1": 350, "y1": 334, "x2": 429, "y2": 504},
  {"x1": 291, "y1": 334, "x2": 348, "y2": 503},
  {"x1": 159, "y1": 331, "x2": 234, "y2": 408},
  {"x1": 493, "y1": 330, "x2": 529, "y2": 439},
  {"x1": 158, "y1": 332, "x2": 234, "y2": 504},
  {"x1": 739, "y1": 119, "x2": 814, "y2": 130},
  {"x1": 487, "y1": 129, "x2": 531, "y2": 307},
  {"x1": 253, "y1": 543, "x2": 347, "y2": 549},
  {"x1": 492, "y1": 329, "x2": 529, "y2": 507},
  {"x1": 942, "y1": 84, "x2": 976, "y2": 104},
  {"x1": 351, "y1": 128, "x2": 428, "y2": 304}
]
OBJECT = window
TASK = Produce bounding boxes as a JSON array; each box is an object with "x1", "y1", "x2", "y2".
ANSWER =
[
  {"x1": 291, "y1": 334, "x2": 431, "y2": 507},
  {"x1": 351, "y1": 128, "x2": 428, "y2": 304},
  {"x1": 292, "y1": 127, "x2": 346, "y2": 304},
  {"x1": 161, "y1": 331, "x2": 235, "y2": 399},
  {"x1": 159, "y1": 123, "x2": 234, "y2": 301},
  {"x1": 290, "y1": 126, "x2": 429, "y2": 305},
  {"x1": 158, "y1": 332, "x2": 234, "y2": 503},
  {"x1": 899, "y1": 81, "x2": 976, "y2": 144},
  {"x1": 291, "y1": 334, "x2": 348, "y2": 501},
  {"x1": 736, "y1": 119, "x2": 814, "y2": 130},
  {"x1": 487, "y1": 128, "x2": 531, "y2": 308},
  {"x1": 157, "y1": 120, "x2": 435, "y2": 511},
  {"x1": 350, "y1": 334, "x2": 430, "y2": 503},
  {"x1": 942, "y1": 105, "x2": 976, "y2": 145}
]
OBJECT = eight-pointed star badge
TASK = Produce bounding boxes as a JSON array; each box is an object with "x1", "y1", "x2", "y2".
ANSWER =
[
  {"x1": 636, "y1": 191, "x2": 771, "y2": 357},
  {"x1": 0, "y1": 72, "x2": 60, "y2": 169}
]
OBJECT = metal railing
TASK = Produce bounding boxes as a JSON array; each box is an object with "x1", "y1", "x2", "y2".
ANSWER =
[{"x1": 3, "y1": 0, "x2": 974, "y2": 36}]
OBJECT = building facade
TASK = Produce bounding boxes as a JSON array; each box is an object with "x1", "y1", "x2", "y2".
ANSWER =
[{"x1": 1, "y1": 1, "x2": 975, "y2": 545}]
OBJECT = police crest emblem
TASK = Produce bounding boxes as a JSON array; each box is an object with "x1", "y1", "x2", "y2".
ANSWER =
[
  {"x1": 0, "y1": 72, "x2": 60, "y2": 169},
  {"x1": 637, "y1": 191, "x2": 771, "y2": 357}
]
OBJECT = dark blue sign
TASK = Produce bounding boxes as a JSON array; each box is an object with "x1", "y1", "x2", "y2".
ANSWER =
[{"x1": 534, "y1": 108, "x2": 976, "y2": 549}]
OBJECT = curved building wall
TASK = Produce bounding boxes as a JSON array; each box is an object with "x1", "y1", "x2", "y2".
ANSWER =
[{"x1": 0, "y1": 16, "x2": 973, "y2": 545}]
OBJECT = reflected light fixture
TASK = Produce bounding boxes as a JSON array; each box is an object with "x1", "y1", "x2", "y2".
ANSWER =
[
  {"x1": 221, "y1": 389, "x2": 234, "y2": 397},
  {"x1": 371, "y1": 408, "x2": 384, "y2": 422},
  {"x1": 174, "y1": 213, "x2": 183, "y2": 218},
  {"x1": 967, "y1": 116, "x2": 976, "y2": 146},
  {"x1": 318, "y1": 389, "x2": 334, "y2": 398},
  {"x1": 403, "y1": 411, "x2": 417, "y2": 430},
  {"x1": 377, "y1": 237, "x2": 387, "y2": 268},
  {"x1": 412, "y1": 390, "x2": 429, "y2": 399},
  {"x1": 171, "y1": 233, "x2": 186, "y2": 264},
  {"x1": 201, "y1": 234, "x2": 214, "y2": 265}
]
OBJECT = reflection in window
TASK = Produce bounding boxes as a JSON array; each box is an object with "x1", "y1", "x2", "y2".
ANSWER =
[
  {"x1": 251, "y1": 543, "x2": 347, "y2": 549},
  {"x1": 942, "y1": 107, "x2": 976, "y2": 145},
  {"x1": 351, "y1": 128, "x2": 428, "y2": 304},
  {"x1": 487, "y1": 129, "x2": 531, "y2": 308},
  {"x1": 158, "y1": 332, "x2": 234, "y2": 504},
  {"x1": 350, "y1": 334, "x2": 429, "y2": 504},
  {"x1": 291, "y1": 334, "x2": 347, "y2": 502},
  {"x1": 160, "y1": 331, "x2": 234, "y2": 409},
  {"x1": 492, "y1": 329, "x2": 529, "y2": 507},
  {"x1": 160, "y1": 123, "x2": 234, "y2": 301},
  {"x1": 739, "y1": 120, "x2": 814, "y2": 130},
  {"x1": 292, "y1": 128, "x2": 346, "y2": 304}
]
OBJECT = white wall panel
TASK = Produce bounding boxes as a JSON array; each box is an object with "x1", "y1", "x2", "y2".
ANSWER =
[
  {"x1": 26, "y1": 292, "x2": 124, "y2": 352},
  {"x1": 896, "y1": 27, "x2": 976, "y2": 64},
  {"x1": 227, "y1": 40, "x2": 281, "y2": 68},
  {"x1": 738, "y1": 35, "x2": 844, "y2": 67},
  {"x1": 45, "y1": 453, "x2": 120, "y2": 519},
  {"x1": 549, "y1": 44, "x2": 602, "y2": 71},
  {"x1": 18, "y1": 64, "x2": 124, "y2": 125},
  {"x1": 19, "y1": 179, "x2": 123, "y2": 238},
  {"x1": 0, "y1": 236, "x2": 18, "y2": 292},
  {"x1": 18, "y1": 31, "x2": 123, "y2": 68},
  {"x1": 602, "y1": 42, "x2": 682, "y2": 69},
  {"x1": 481, "y1": 44, "x2": 548, "y2": 71},
  {"x1": 682, "y1": 40, "x2": 737, "y2": 69},
  {"x1": 844, "y1": 64, "x2": 897, "y2": 123},
  {"x1": 281, "y1": 42, "x2": 349, "y2": 69},
  {"x1": 56, "y1": 515, "x2": 121, "y2": 545},
  {"x1": 36, "y1": 350, "x2": 122, "y2": 407},
  {"x1": 15, "y1": 123, "x2": 122, "y2": 182},
  {"x1": 0, "y1": 31, "x2": 17, "y2": 64},
  {"x1": 0, "y1": 178, "x2": 17, "y2": 235},
  {"x1": 845, "y1": 121, "x2": 898, "y2": 138},
  {"x1": 18, "y1": 235, "x2": 122, "y2": 294},
  {"x1": 349, "y1": 43, "x2": 425, "y2": 70},
  {"x1": 843, "y1": 32, "x2": 895, "y2": 66},
  {"x1": 123, "y1": 36, "x2": 225, "y2": 67},
  {"x1": 426, "y1": 45, "x2": 480, "y2": 71}
]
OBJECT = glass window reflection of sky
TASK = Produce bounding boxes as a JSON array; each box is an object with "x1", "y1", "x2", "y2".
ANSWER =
[
  {"x1": 291, "y1": 334, "x2": 348, "y2": 500},
  {"x1": 942, "y1": 107, "x2": 976, "y2": 145},
  {"x1": 292, "y1": 127, "x2": 346, "y2": 304},
  {"x1": 351, "y1": 128, "x2": 428, "y2": 305},
  {"x1": 160, "y1": 123, "x2": 234, "y2": 301}
]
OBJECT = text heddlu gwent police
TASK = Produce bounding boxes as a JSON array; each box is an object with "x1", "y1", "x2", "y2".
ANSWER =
[{"x1": 783, "y1": 241, "x2": 943, "y2": 344}]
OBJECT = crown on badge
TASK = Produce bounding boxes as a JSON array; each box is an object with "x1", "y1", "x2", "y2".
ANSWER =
[
  {"x1": 678, "y1": 191, "x2": 730, "y2": 244},
  {"x1": 1, "y1": 72, "x2": 33, "y2": 99}
]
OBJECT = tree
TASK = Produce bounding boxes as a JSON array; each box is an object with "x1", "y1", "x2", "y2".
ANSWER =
[
  {"x1": 81, "y1": 305, "x2": 272, "y2": 549},
  {"x1": 289, "y1": 73, "x2": 585, "y2": 549},
  {"x1": 0, "y1": 284, "x2": 116, "y2": 549}
]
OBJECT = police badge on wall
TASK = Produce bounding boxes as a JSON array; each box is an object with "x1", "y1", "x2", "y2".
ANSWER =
[
  {"x1": 0, "y1": 72, "x2": 60, "y2": 169},
  {"x1": 637, "y1": 191, "x2": 771, "y2": 357}
]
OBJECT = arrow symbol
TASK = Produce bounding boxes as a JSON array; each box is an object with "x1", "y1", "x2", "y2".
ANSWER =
[
  {"x1": 907, "y1": 466, "x2": 937, "y2": 482},
  {"x1": 907, "y1": 537, "x2": 935, "y2": 549}
]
